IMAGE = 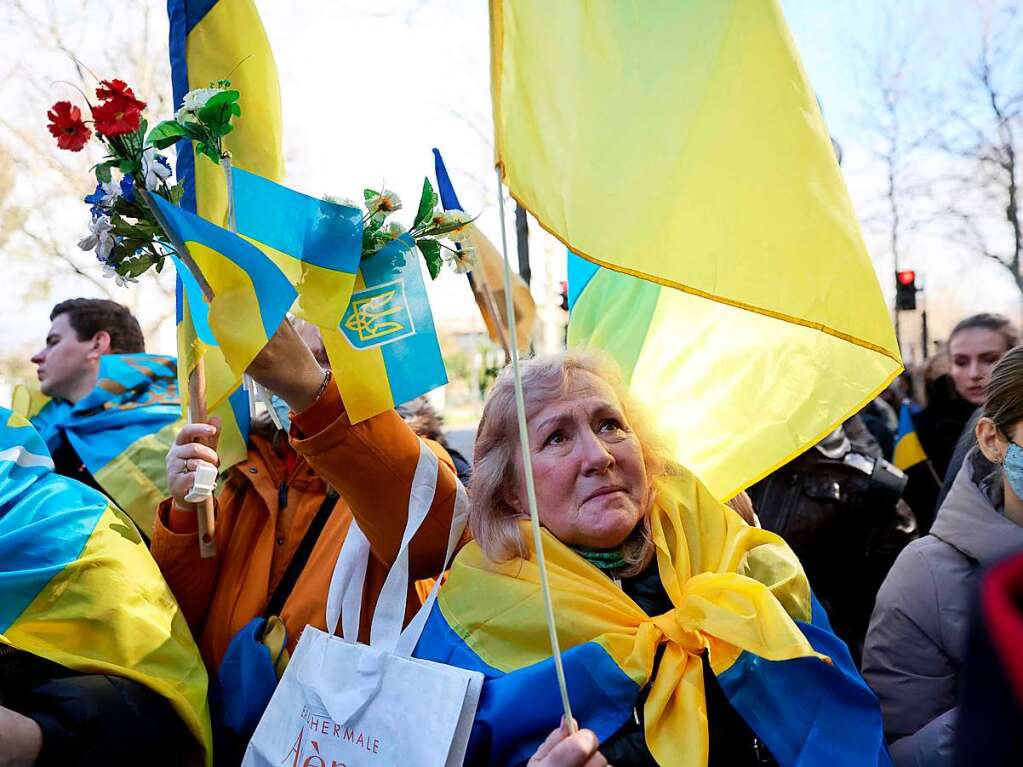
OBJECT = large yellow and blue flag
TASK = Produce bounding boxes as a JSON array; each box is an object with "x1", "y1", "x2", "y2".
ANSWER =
[
  {"x1": 168, "y1": 0, "x2": 284, "y2": 468},
  {"x1": 320, "y1": 233, "x2": 448, "y2": 422},
  {"x1": 493, "y1": 0, "x2": 903, "y2": 500},
  {"x1": 893, "y1": 401, "x2": 928, "y2": 471},
  {"x1": 14, "y1": 353, "x2": 183, "y2": 539},
  {"x1": 0, "y1": 407, "x2": 212, "y2": 764},
  {"x1": 414, "y1": 469, "x2": 890, "y2": 766}
]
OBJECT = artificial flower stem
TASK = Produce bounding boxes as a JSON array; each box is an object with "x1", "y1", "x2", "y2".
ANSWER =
[{"x1": 220, "y1": 155, "x2": 237, "y2": 232}]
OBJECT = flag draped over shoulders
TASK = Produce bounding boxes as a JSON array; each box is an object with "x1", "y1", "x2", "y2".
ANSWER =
[
  {"x1": 0, "y1": 408, "x2": 212, "y2": 764},
  {"x1": 415, "y1": 468, "x2": 890, "y2": 767},
  {"x1": 17, "y1": 353, "x2": 182, "y2": 538},
  {"x1": 492, "y1": 0, "x2": 902, "y2": 499}
]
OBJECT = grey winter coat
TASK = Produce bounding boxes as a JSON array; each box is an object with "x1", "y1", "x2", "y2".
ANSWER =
[{"x1": 861, "y1": 453, "x2": 1023, "y2": 766}]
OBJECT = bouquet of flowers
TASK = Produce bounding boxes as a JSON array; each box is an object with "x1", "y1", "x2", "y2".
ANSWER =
[
  {"x1": 47, "y1": 77, "x2": 476, "y2": 286},
  {"x1": 356, "y1": 178, "x2": 478, "y2": 278}
]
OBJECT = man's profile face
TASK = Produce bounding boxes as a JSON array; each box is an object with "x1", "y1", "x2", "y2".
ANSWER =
[{"x1": 30, "y1": 313, "x2": 97, "y2": 401}]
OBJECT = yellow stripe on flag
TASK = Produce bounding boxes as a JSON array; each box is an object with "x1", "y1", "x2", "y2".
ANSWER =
[{"x1": 321, "y1": 327, "x2": 395, "y2": 422}]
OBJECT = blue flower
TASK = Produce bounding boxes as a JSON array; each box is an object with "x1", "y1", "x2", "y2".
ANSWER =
[
  {"x1": 83, "y1": 181, "x2": 118, "y2": 217},
  {"x1": 119, "y1": 175, "x2": 136, "y2": 203}
]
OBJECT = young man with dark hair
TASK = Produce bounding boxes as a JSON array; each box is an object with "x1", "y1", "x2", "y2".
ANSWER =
[
  {"x1": 32, "y1": 298, "x2": 145, "y2": 404},
  {"x1": 26, "y1": 298, "x2": 180, "y2": 538}
]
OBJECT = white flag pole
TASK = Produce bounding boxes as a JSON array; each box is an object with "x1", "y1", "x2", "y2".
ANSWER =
[{"x1": 494, "y1": 168, "x2": 576, "y2": 733}]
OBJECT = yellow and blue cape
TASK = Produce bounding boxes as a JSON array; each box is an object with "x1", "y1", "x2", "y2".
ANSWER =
[
  {"x1": 414, "y1": 468, "x2": 891, "y2": 766},
  {"x1": 20, "y1": 353, "x2": 183, "y2": 539},
  {"x1": 0, "y1": 408, "x2": 212, "y2": 764}
]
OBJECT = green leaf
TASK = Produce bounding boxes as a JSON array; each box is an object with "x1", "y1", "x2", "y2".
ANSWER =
[
  {"x1": 146, "y1": 120, "x2": 188, "y2": 149},
  {"x1": 168, "y1": 184, "x2": 185, "y2": 205},
  {"x1": 182, "y1": 122, "x2": 208, "y2": 142},
  {"x1": 413, "y1": 177, "x2": 437, "y2": 230},
  {"x1": 94, "y1": 161, "x2": 114, "y2": 184},
  {"x1": 363, "y1": 188, "x2": 380, "y2": 203},
  {"x1": 197, "y1": 90, "x2": 241, "y2": 136},
  {"x1": 417, "y1": 238, "x2": 443, "y2": 280}
]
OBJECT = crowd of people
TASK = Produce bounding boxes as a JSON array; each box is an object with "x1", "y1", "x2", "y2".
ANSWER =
[{"x1": 2, "y1": 297, "x2": 1022, "y2": 766}]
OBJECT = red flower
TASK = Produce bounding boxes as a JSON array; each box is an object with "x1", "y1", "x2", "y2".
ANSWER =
[
  {"x1": 92, "y1": 97, "x2": 143, "y2": 136},
  {"x1": 46, "y1": 101, "x2": 92, "y2": 151},
  {"x1": 92, "y1": 79, "x2": 146, "y2": 136},
  {"x1": 95, "y1": 79, "x2": 135, "y2": 101}
]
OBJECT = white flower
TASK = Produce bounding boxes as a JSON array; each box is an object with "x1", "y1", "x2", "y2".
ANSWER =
[
  {"x1": 444, "y1": 243, "x2": 478, "y2": 274},
  {"x1": 102, "y1": 263, "x2": 138, "y2": 288},
  {"x1": 435, "y1": 210, "x2": 473, "y2": 243},
  {"x1": 384, "y1": 221, "x2": 405, "y2": 240},
  {"x1": 78, "y1": 215, "x2": 115, "y2": 260},
  {"x1": 174, "y1": 87, "x2": 221, "y2": 123},
  {"x1": 433, "y1": 210, "x2": 471, "y2": 228},
  {"x1": 365, "y1": 190, "x2": 402, "y2": 216},
  {"x1": 141, "y1": 147, "x2": 172, "y2": 191}
]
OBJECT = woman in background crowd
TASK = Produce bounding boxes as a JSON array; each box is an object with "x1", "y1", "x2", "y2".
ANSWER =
[{"x1": 863, "y1": 345, "x2": 1023, "y2": 767}]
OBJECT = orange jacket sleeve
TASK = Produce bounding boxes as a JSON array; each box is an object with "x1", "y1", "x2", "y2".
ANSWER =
[
  {"x1": 290, "y1": 378, "x2": 459, "y2": 580},
  {"x1": 150, "y1": 498, "x2": 222, "y2": 633}
]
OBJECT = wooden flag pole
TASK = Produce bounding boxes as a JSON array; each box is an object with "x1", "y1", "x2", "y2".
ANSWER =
[
  {"x1": 140, "y1": 188, "x2": 217, "y2": 558},
  {"x1": 466, "y1": 270, "x2": 511, "y2": 365}
]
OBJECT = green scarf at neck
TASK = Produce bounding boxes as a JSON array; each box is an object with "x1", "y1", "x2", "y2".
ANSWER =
[{"x1": 570, "y1": 545, "x2": 627, "y2": 572}]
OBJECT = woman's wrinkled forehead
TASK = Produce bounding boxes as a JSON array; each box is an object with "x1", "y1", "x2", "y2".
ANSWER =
[{"x1": 524, "y1": 369, "x2": 622, "y2": 422}]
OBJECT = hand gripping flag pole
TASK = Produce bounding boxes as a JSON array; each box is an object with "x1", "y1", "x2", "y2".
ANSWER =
[
  {"x1": 494, "y1": 168, "x2": 577, "y2": 733},
  {"x1": 141, "y1": 187, "x2": 218, "y2": 559}
]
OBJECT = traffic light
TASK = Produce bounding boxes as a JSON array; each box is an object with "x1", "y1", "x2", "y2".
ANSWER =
[{"x1": 895, "y1": 270, "x2": 917, "y2": 311}]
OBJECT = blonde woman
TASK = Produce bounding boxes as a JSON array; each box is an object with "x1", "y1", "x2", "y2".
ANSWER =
[{"x1": 411, "y1": 351, "x2": 890, "y2": 767}]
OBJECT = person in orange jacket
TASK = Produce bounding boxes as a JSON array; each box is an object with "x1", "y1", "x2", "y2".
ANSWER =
[{"x1": 151, "y1": 321, "x2": 460, "y2": 763}]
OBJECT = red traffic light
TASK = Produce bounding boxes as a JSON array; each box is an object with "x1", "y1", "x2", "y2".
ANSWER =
[{"x1": 896, "y1": 270, "x2": 916, "y2": 286}]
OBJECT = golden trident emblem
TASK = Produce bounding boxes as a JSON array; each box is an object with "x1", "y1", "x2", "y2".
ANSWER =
[{"x1": 343, "y1": 289, "x2": 407, "y2": 343}]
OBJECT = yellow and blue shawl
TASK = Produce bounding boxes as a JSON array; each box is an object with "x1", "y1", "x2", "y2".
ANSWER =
[
  {"x1": 0, "y1": 407, "x2": 211, "y2": 764},
  {"x1": 414, "y1": 468, "x2": 891, "y2": 766},
  {"x1": 18, "y1": 353, "x2": 182, "y2": 538}
]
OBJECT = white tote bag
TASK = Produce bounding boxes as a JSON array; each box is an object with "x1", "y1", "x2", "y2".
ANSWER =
[{"x1": 242, "y1": 441, "x2": 483, "y2": 767}]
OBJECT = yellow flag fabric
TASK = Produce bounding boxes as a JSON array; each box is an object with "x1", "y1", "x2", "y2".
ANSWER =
[
  {"x1": 169, "y1": 0, "x2": 285, "y2": 468},
  {"x1": 468, "y1": 225, "x2": 537, "y2": 353},
  {"x1": 492, "y1": 0, "x2": 902, "y2": 498}
]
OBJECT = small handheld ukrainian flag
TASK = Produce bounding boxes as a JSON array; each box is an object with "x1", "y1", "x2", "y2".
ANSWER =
[
  {"x1": 150, "y1": 191, "x2": 297, "y2": 408},
  {"x1": 321, "y1": 233, "x2": 448, "y2": 423},
  {"x1": 893, "y1": 401, "x2": 928, "y2": 471}
]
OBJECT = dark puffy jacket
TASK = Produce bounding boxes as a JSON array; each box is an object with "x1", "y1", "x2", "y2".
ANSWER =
[
  {"x1": 862, "y1": 453, "x2": 1023, "y2": 766},
  {"x1": 0, "y1": 646, "x2": 193, "y2": 766}
]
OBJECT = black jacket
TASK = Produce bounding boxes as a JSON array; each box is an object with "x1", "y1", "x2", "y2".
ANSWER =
[{"x1": 0, "y1": 646, "x2": 194, "y2": 766}]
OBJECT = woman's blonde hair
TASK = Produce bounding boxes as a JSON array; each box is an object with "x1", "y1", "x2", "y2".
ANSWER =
[{"x1": 470, "y1": 350, "x2": 672, "y2": 575}]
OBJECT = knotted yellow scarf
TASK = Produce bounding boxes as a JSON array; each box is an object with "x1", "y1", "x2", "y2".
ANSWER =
[{"x1": 436, "y1": 467, "x2": 829, "y2": 766}]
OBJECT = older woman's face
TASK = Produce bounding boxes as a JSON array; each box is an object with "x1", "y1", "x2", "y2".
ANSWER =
[{"x1": 509, "y1": 371, "x2": 649, "y2": 550}]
